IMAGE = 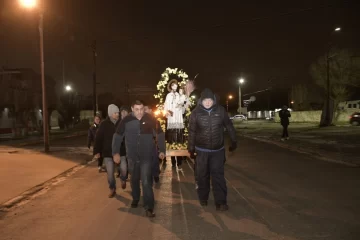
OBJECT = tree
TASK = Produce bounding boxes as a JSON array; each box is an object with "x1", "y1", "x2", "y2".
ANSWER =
[
  {"x1": 290, "y1": 84, "x2": 309, "y2": 110},
  {"x1": 310, "y1": 49, "x2": 360, "y2": 125}
]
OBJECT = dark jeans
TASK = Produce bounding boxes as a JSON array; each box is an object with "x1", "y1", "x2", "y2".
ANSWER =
[
  {"x1": 129, "y1": 159, "x2": 154, "y2": 210},
  {"x1": 196, "y1": 149, "x2": 227, "y2": 205},
  {"x1": 282, "y1": 124, "x2": 289, "y2": 138},
  {"x1": 171, "y1": 156, "x2": 183, "y2": 166},
  {"x1": 152, "y1": 148, "x2": 160, "y2": 178},
  {"x1": 97, "y1": 157, "x2": 103, "y2": 167}
]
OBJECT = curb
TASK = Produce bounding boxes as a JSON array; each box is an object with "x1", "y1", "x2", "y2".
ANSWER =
[
  {"x1": 16, "y1": 131, "x2": 87, "y2": 147},
  {"x1": 241, "y1": 134, "x2": 359, "y2": 168},
  {"x1": 0, "y1": 157, "x2": 96, "y2": 211}
]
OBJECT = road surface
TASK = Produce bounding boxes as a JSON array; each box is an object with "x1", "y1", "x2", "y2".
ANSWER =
[{"x1": 0, "y1": 136, "x2": 359, "y2": 240}]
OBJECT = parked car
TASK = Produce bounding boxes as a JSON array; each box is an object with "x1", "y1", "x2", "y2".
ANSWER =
[
  {"x1": 350, "y1": 112, "x2": 360, "y2": 126},
  {"x1": 230, "y1": 114, "x2": 247, "y2": 121}
]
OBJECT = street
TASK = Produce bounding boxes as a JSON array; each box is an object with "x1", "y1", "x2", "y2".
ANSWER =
[{"x1": 1, "y1": 136, "x2": 360, "y2": 240}]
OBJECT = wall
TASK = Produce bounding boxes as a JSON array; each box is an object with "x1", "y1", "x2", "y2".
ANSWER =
[{"x1": 275, "y1": 110, "x2": 356, "y2": 123}]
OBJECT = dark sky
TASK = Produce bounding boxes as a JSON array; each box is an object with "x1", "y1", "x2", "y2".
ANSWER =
[{"x1": 1, "y1": 0, "x2": 359, "y2": 107}]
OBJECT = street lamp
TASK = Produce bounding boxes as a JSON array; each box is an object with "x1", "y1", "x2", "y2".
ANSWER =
[
  {"x1": 325, "y1": 26, "x2": 341, "y2": 126},
  {"x1": 19, "y1": 0, "x2": 49, "y2": 152},
  {"x1": 65, "y1": 85, "x2": 72, "y2": 91},
  {"x1": 226, "y1": 95, "x2": 233, "y2": 112},
  {"x1": 238, "y1": 78, "x2": 245, "y2": 114}
]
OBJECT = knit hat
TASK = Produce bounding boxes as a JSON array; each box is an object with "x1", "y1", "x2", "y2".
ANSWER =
[
  {"x1": 200, "y1": 88, "x2": 215, "y2": 101},
  {"x1": 108, "y1": 104, "x2": 119, "y2": 117}
]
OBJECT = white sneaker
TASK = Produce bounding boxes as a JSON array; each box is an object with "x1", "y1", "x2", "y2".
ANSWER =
[
  {"x1": 281, "y1": 138, "x2": 285, "y2": 142},
  {"x1": 195, "y1": 183, "x2": 199, "y2": 190},
  {"x1": 98, "y1": 166, "x2": 102, "y2": 172},
  {"x1": 286, "y1": 137, "x2": 290, "y2": 140}
]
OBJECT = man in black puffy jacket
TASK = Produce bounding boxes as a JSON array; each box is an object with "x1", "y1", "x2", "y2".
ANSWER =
[{"x1": 188, "y1": 88, "x2": 237, "y2": 211}]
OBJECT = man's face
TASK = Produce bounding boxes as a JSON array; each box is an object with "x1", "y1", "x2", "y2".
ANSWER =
[
  {"x1": 94, "y1": 116, "x2": 101, "y2": 124},
  {"x1": 202, "y1": 98, "x2": 214, "y2": 109},
  {"x1": 171, "y1": 83, "x2": 178, "y2": 91},
  {"x1": 120, "y1": 110, "x2": 128, "y2": 119},
  {"x1": 112, "y1": 112, "x2": 120, "y2": 121},
  {"x1": 132, "y1": 104, "x2": 145, "y2": 120},
  {"x1": 144, "y1": 106, "x2": 152, "y2": 114}
]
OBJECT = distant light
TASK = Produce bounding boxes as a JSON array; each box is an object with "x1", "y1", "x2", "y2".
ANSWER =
[
  {"x1": 228, "y1": 95, "x2": 233, "y2": 99},
  {"x1": 291, "y1": 101, "x2": 294, "y2": 104},
  {"x1": 65, "y1": 85, "x2": 72, "y2": 91},
  {"x1": 191, "y1": 95, "x2": 196, "y2": 99},
  {"x1": 39, "y1": 109, "x2": 42, "y2": 112},
  {"x1": 19, "y1": 0, "x2": 37, "y2": 8},
  {"x1": 335, "y1": 27, "x2": 341, "y2": 32},
  {"x1": 239, "y1": 78, "x2": 245, "y2": 84}
]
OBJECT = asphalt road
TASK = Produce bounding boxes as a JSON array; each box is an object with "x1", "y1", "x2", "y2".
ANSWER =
[{"x1": 0, "y1": 136, "x2": 359, "y2": 240}]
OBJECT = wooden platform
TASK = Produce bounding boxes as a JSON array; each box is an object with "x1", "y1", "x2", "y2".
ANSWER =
[{"x1": 166, "y1": 149, "x2": 189, "y2": 157}]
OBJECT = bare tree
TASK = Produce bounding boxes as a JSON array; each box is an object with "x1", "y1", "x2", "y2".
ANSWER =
[
  {"x1": 290, "y1": 84, "x2": 309, "y2": 110},
  {"x1": 310, "y1": 49, "x2": 360, "y2": 125}
]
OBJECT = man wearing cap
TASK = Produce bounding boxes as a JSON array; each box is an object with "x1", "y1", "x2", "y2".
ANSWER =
[
  {"x1": 188, "y1": 88, "x2": 237, "y2": 211},
  {"x1": 94, "y1": 104, "x2": 127, "y2": 198}
]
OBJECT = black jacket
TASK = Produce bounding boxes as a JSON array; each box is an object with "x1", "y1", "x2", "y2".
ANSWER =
[
  {"x1": 87, "y1": 123, "x2": 99, "y2": 149},
  {"x1": 112, "y1": 113, "x2": 165, "y2": 162},
  {"x1": 94, "y1": 117, "x2": 120, "y2": 158},
  {"x1": 279, "y1": 109, "x2": 291, "y2": 126},
  {"x1": 188, "y1": 103, "x2": 237, "y2": 152}
]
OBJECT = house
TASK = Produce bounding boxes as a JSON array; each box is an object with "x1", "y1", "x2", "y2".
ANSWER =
[
  {"x1": 0, "y1": 68, "x2": 57, "y2": 138},
  {"x1": 338, "y1": 100, "x2": 360, "y2": 110}
]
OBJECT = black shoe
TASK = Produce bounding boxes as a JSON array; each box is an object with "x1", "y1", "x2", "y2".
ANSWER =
[
  {"x1": 145, "y1": 209, "x2": 155, "y2": 218},
  {"x1": 216, "y1": 204, "x2": 229, "y2": 211},
  {"x1": 200, "y1": 201, "x2": 208, "y2": 206},
  {"x1": 154, "y1": 177, "x2": 159, "y2": 183},
  {"x1": 131, "y1": 200, "x2": 139, "y2": 208}
]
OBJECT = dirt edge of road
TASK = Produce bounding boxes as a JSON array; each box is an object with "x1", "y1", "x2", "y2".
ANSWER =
[
  {"x1": 0, "y1": 159, "x2": 95, "y2": 212},
  {"x1": 241, "y1": 134, "x2": 359, "y2": 168}
]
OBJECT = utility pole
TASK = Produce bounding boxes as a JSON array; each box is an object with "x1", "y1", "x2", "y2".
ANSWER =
[
  {"x1": 92, "y1": 40, "x2": 97, "y2": 116},
  {"x1": 62, "y1": 59, "x2": 65, "y2": 88}
]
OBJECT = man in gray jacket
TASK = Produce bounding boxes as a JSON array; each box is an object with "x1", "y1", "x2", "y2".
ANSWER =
[{"x1": 112, "y1": 100, "x2": 166, "y2": 218}]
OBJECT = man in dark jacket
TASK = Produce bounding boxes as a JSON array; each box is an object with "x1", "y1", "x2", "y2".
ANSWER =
[
  {"x1": 188, "y1": 88, "x2": 237, "y2": 211},
  {"x1": 279, "y1": 105, "x2": 291, "y2": 141},
  {"x1": 112, "y1": 100, "x2": 166, "y2": 218},
  {"x1": 144, "y1": 105, "x2": 161, "y2": 183},
  {"x1": 94, "y1": 104, "x2": 127, "y2": 198},
  {"x1": 88, "y1": 115, "x2": 102, "y2": 172}
]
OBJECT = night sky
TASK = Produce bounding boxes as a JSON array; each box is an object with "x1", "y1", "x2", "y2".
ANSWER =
[{"x1": 1, "y1": 0, "x2": 359, "y2": 108}]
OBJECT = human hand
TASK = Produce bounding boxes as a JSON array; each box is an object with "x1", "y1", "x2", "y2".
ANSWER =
[
  {"x1": 229, "y1": 142, "x2": 237, "y2": 152},
  {"x1": 113, "y1": 153, "x2": 121, "y2": 164},
  {"x1": 158, "y1": 152, "x2": 165, "y2": 160}
]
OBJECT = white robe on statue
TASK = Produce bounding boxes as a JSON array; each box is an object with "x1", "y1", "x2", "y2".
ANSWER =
[{"x1": 164, "y1": 92, "x2": 184, "y2": 129}]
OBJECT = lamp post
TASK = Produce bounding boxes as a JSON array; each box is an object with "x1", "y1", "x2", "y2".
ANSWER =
[
  {"x1": 226, "y1": 95, "x2": 233, "y2": 112},
  {"x1": 20, "y1": 0, "x2": 49, "y2": 152},
  {"x1": 238, "y1": 78, "x2": 245, "y2": 114},
  {"x1": 325, "y1": 27, "x2": 341, "y2": 126}
]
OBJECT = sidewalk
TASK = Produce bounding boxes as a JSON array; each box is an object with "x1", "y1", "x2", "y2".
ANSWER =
[
  {"x1": 0, "y1": 129, "x2": 87, "y2": 147},
  {"x1": 0, "y1": 146, "x2": 93, "y2": 207},
  {"x1": 235, "y1": 121, "x2": 360, "y2": 166}
]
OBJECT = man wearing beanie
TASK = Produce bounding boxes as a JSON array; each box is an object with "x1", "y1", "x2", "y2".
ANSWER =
[
  {"x1": 94, "y1": 104, "x2": 127, "y2": 198},
  {"x1": 188, "y1": 88, "x2": 237, "y2": 211}
]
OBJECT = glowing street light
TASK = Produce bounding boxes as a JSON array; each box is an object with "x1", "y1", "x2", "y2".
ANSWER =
[
  {"x1": 335, "y1": 27, "x2": 341, "y2": 32},
  {"x1": 19, "y1": 0, "x2": 37, "y2": 8},
  {"x1": 65, "y1": 85, "x2": 72, "y2": 91},
  {"x1": 238, "y1": 78, "x2": 245, "y2": 113},
  {"x1": 226, "y1": 94, "x2": 233, "y2": 112},
  {"x1": 19, "y1": 0, "x2": 49, "y2": 152}
]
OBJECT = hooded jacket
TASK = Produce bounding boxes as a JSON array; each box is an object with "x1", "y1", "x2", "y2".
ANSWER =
[
  {"x1": 188, "y1": 88, "x2": 237, "y2": 152},
  {"x1": 112, "y1": 112, "x2": 166, "y2": 162},
  {"x1": 93, "y1": 117, "x2": 120, "y2": 158}
]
